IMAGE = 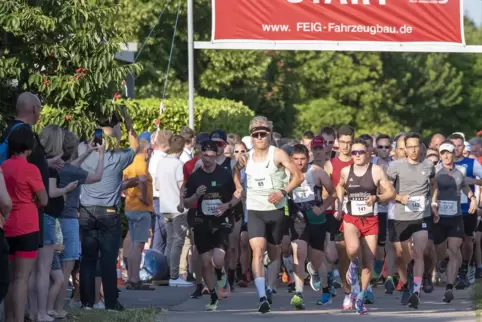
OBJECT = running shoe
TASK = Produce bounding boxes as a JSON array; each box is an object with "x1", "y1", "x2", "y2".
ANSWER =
[
  {"x1": 342, "y1": 294, "x2": 354, "y2": 310},
  {"x1": 408, "y1": 292, "x2": 420, "y2": 309},
  {"x1": 290, "y1": 292, "x2": 305, "y2": 310},
  {"x1": 443, "y1": 289, "x2": 454, "y2": 303},
  {"x1": 316, "y1": 292, "x2": 332, "y2": 305},
  {"x1": 206, "y1": 299, "x2": 219, "y2": 311},
  {"x1": 400, "y1": 288, "x2": 410, "y2": 305},
  {"x1": 364, "y1": 289, "x2": 375, "y2": 304},
  {"x1": 258, "y1": 297, "x2": 271, "y2": 314},
  {"x1": 422, "y1": 274, "x2": 434, "y2": 294},
  {"x1": 469, "y1": 265, "x2": 476, "y2": 285},
  {"x1": 218, "y1": 280, "x2": 231, "y2": 298},
  {"x1": 215, "y1": 268, "x2": 227, "y2": 291},
  {"x1": 266, "y1": 287, "x2": 273, "y2": 305},
  {"x1": 384, "y1": 277, "x2": 395, "y2": 294},
  {"x1": 307, "y1": 262, "x2": 321, "y2": 292},
  {"x1": 330, "y1": 284, "x2": 337, "y2": 297},
  {"x1": 355, "y1": 292, "x2": 368, "y2": 315},
  {"x1": 190, "y1": 284, "x2": 204, "y2": 299},
  {"x1": 286, "y1": 282, "x2": 295, "y2": 293}
]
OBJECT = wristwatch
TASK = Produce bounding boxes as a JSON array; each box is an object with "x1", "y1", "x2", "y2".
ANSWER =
[
  {"x1": 280, "y1": 189, "x2": 288, "y2": 197},
  {"x1": 470, "y1": 196, "x2": 476, "y2": 201}
]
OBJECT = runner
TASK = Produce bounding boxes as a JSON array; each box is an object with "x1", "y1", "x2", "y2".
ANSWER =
[
  {"x1": 337, "y1": 138, "x2": 395, "y2": 314},
  {"x1": 450, "y1": 133, "x2": 482, "y2": 289},
  {"x1": 431, "y1": 141, "x2": 477, "y2": 303},
  {"x1": 387, "y1": 132, "x2": 438, "y2": 309},
  {"x1": 287, "y1": 144, "x2": 335, "y2": 309},
  {"x1": 324, "y1": 125, "x2": 355, "y2": 310},
  {"x1": 182, "y1": 140, "x2": 240, "y2": 311},
  {"x1": 236, "y1": 116, "x2": 303, "y2": 313}
]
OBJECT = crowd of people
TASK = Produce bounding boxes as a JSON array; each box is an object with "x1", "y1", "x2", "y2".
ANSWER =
[{"x1": 0, "y1": 91, "x2": 482, "y2": 321}]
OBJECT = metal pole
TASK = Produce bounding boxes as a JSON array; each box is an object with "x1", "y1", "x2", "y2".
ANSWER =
[{"x1": 187, "y1": 0, "x2": 195, "y2": 129}]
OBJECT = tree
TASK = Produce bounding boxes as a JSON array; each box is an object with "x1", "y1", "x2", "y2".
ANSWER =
[{"x1": 0, "y1": 0, "x2": 140, "y2": 131}]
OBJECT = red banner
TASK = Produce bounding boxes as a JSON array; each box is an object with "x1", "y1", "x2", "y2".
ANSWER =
[{"x1": 212, "y1": 0, "x2": 464, "y2": 44}]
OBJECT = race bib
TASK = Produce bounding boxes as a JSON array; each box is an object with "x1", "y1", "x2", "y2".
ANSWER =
[
  {"x1": 350, "y1": 200, "x2": 373, "y2": 216},
  {"x1": 201, "y1": 199, "x2": 223, "y2": 216},
  {"x1": 460, "y1": 193, "x2": 468, "y2": 204},
  {"x1": 292, "y1": 184, "x2": 315, "y2": 203},
  {"x1": 438, "y1": 200, "x2": 458, "y2": 216},
  {"x1": 405, "y1": 196, "x2": 425, "y2": 212},
  {"x1": 248, "y1": 174, "x2": 273, "y2": 191}
]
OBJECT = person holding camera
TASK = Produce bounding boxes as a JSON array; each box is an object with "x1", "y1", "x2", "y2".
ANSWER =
[{"x1": 77, "y1": 107, "x2": 139, "y2": 311}]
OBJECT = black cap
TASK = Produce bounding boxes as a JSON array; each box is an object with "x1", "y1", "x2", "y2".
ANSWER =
[
  {"x1": 201, "y1": 140, "x2": 218, "y2": 153},
  {"x1": 210, "y1": 129, "x2": 227, "y2": 142}
]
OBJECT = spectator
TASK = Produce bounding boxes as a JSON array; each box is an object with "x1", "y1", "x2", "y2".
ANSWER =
[
  {"x1": 52, "y1": 130, "x2": 105, "y2": 317},
  {"x1": 179, "y1": 127, "x2": 196, "y2": 164},
  {"x1": 0, "y1": 164, "x2": 12, "y2": 306},
  {"x1": 46, "y1": 219, "x2": 65, "y2": 317},
  {"x1": 3, "y1": 126, "x2": 48, "y2": 322},
  {"x1": 78, "y1": 106, "x2": 138, "y2": 310},
  {"x1": 227, "y1": 133, "x2": 240, "y2": 145},
  {"x1": 224, "y1": 143, "x2": 234, "y2": 158},
  {"x1": 155, "y1": 135, "x2": 192, "y2": 287},
  {"x1": 148, "y1": 129, "x2": 172, "y2": 254},
  {"x1": 36, "y1": 125, "x2": 79, "y2": 322},
  {"x1": 123, "y1": 138, "x2": 154, "y2": 290}
]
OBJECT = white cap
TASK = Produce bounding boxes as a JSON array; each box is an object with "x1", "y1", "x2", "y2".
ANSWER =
[
  {"x1": 464, "y1": 141, "x2": 471, "y2": 152},
  {"x1": 439, "y1": 143, "x2": 454, "y2": 153},
  {"x1": 241, "y1": 136, "x2": 253, "y2": 151}
]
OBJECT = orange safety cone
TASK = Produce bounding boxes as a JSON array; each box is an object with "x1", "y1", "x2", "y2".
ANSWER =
[{"x1": 117, "y1": 260, "x2": 126, "y2": 286}]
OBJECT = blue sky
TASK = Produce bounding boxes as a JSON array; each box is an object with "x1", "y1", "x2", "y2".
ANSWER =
[{"x1": 465, "y1": 0, "x2": 482, "y2": 25}]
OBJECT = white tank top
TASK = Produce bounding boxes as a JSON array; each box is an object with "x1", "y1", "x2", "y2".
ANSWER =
[
  {"x1": 246, "y1": 146, "x2": 287, "y2": 211},
  {"x1": 292, "y1": 165, "x2": 315, "y2": 204}
]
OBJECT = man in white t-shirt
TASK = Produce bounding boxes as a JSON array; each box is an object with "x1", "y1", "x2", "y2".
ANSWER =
[
  {"x1": 155, "y1": 135, "x2": 192, "y2": 287},
  {"x1": 179, "y1": 127, "x2": 196, "y2": 164},
  {"x1": 149, "y1": 130, "x2": 172, "y2": 254}
]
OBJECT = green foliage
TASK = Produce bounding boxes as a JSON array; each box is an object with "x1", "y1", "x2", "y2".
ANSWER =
[
  {"x1": 0, "y1": 0, "x2": 141, "y2": 129},
  {"x1": 35, "y1": 97, "x2": 254, "y2": 140}
]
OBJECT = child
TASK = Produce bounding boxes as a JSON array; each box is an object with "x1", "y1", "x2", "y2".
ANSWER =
[{"x1": 47, "y1": 219, "x2": 65, "y2": 318}]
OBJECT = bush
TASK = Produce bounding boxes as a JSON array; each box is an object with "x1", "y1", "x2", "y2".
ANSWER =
[{"x1": 35, "y1": 97, "x2": 254, "y2": 140}]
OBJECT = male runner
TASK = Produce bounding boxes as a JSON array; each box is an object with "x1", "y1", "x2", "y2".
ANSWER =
[
  {"x1": 183, "y1": 140, "x2": 240, "y2": 311},
  {"x1": 287, "y1": 144, "x2": 335, "y2": 309},
  {"x1": 432, "y1": 141, "x2": 477, "y2": 303},
  {"x1": 236, "y1": 116, "x2": 303, "y2": 313},
  {"x1": 337, "y1": 138, "x2": 395, "y2": 314},
  {"x1": 450, "y1": 133, "x2": 482, "y2": 289},
  {"x1": 324, "y1": 125, "x2": 355, "y2": 310},
  {"x1": 387, "y1": 132, "x2": 438, "y2": 309}
]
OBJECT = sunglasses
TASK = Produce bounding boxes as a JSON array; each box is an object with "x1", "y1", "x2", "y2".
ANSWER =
[
  {"x1": 234, "y1": 150, "x2": 246, "y2": 154},
  {"x1": 251, "y1": 132, "x2": 269, "y2": 139},
  {"x1": 351, "y1": 150, "x2": 366, "y2": 156},
  {"x1": 325, "y1": 140, "x2": 335, "y2": 145},
  {"x1": 214, "y1": 141, "x2": 225, "y2": 148},
  {"x1": 378, "y1": 145, "x2": 391, "y2": 149}
]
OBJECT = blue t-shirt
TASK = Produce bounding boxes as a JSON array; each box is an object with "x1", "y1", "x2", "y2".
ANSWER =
[{"x1": 455, "y1": 157, "x2": 482, "y2": 214}]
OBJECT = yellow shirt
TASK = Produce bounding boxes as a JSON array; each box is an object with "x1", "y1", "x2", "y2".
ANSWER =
[{"x1": 123, "y1": 155, "x2": 153, "y2": 212}]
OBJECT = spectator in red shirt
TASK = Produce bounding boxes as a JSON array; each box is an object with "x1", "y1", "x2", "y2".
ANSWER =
[{"x1": 3, "y1": 126, "x2": 48, "y2": 322}]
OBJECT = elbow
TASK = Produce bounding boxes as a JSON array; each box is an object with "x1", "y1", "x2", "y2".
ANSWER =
[
  {"x1": 3, "y1": 198, "x2": 12, "y2": 214},
  {"x1": 40, "y1": 198, "x2": 48, "y2": 208}
]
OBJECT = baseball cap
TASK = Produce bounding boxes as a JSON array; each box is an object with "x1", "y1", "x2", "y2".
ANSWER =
[
  {"x1": 201, "y1": 140, "x2": 218, "y2": 153},
  {"x1": 196, "y1": 133, "x2": 210, "y2": 145},
  {"x1": 241, "y1": 136, "x2": 253, "y2": 151},
  {"x1": 464, "y1": 141, "x2": 471, "y2": 152},
  {"x1": 311, "y1": 136, "x2": 324, "y2": 149},
  {"x1": 439, "y1": 143, "x2": 454, "y2": 153},
  {"x1": 210, "y1": 129, "x2": 227, "y2": 142},
  {"x1": 138, "y1": 131, "x2": 151, "y2": 142}
]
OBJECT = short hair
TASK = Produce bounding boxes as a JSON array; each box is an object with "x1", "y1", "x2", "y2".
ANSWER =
[
  {"x1": 292, "y1": 144, "x2": 309, "y2": 157},
  {"x1": 337, "y1": 125, "x2": 355, "y2": 139},
  {"x1": 393, "y1": 132, "x2": 407, "y2": 144},
  {"x1": 8, "y1": 125, "x2": 35, "y2": 157},
  {"x1": 152, "y1": 129, "x2": 172, "y2": 148},
  {"x1": 319, "y1": 126, "x2": 336, "y2": 137},
  {"x1": 62, "y1": 130, "x2": 80, "y2": 161},
  {"x1": 227, "y1": 133, "x2": 239, "y2": 145},
  {"x1": 139, "y1": 139, "x2": 151, "y2": 153},
  {"x1": 404, "y1": 132, "x2": 421, "y2": 144},
  {"x1": 302, "y1": 131, "x2": 314, "y2": 139},
  {"x1": 234, "y1": 140, "x2": 248, "y2": 150},
  {"x1": 469, "y1": 137, "x2": 482, "y2": 145},
  {"x1": 249, "y1": 115, "x2": 273, "y2": 132},
  {"x1": 376, "y1": 134, "x2": 391, "y2": 144},
  {"x1": 179, "y1": 127, "x2": 195, "y2": 143},
  {"x1": 358, "y1": 134, "x2": 373, "y2": 145},
  {"x1": 168, "y1": 135, "x2": 185, "y2": 154},
  {"x1": 448, "y1": 133, "x2": 464, "y2": 142},
  {"x1": 352, "y1": 138, "x2": 369, "y2": 149}
]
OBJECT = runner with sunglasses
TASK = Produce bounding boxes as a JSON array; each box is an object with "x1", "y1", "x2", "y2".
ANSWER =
[
  {"x1": 235, "y1": 116, "x2": 303, "y2": 313},
  {"x1": 337, "y1": 138, "x2": 395, "y2": 314},
  {"x1": 387, "y1": 132, "x2": 438, "y2": 309}
]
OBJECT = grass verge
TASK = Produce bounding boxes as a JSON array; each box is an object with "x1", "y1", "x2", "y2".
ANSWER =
[
  {"x1": 472, "y1": 281, "x2": 482, "y2": 317},
  {"x1": 66, "y1": 307, "x2": 163, "y2": 322}
]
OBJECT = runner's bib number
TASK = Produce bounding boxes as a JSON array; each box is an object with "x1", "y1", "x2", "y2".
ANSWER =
[
  {"x1": 404, "y1": 196, "x2": 425, "y2": 212},
  {"x1": 201, "y1": 199, "x2": 223, "y2": 216},
  {"x1": 248, "y1": 174, "x2": 273, "y2": 191},
  {"x1": 292, "y1": 184, "x2": 315, "y2": 203},
  {"x1": 438, "y1": 200, "x2": 458, "y2": 216},
  {"x1": 350, "y1": 200, "x2": 373, "y2": 216}
]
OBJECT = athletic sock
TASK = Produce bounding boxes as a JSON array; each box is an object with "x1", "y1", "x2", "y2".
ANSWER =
[{"x1": 254, "y1": 277, "x2": 266, "y2": 298}]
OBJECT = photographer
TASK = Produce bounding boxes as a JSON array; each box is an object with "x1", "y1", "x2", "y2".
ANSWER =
[{"x1": 77, "y1": 107, "x2": 139, "y2": 311}]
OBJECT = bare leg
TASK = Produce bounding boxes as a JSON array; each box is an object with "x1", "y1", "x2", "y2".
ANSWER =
[
  {"x1": 47, "y1": 270, "x2": 64, "y2": 313},
  {"x1": 36, "y1": 245, "x2": 56, "y2": 321}
]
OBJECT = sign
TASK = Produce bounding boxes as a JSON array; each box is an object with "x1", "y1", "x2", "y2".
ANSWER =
[{"x1": 212, "y1": 0, "x2": 464, "y2": 44}]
